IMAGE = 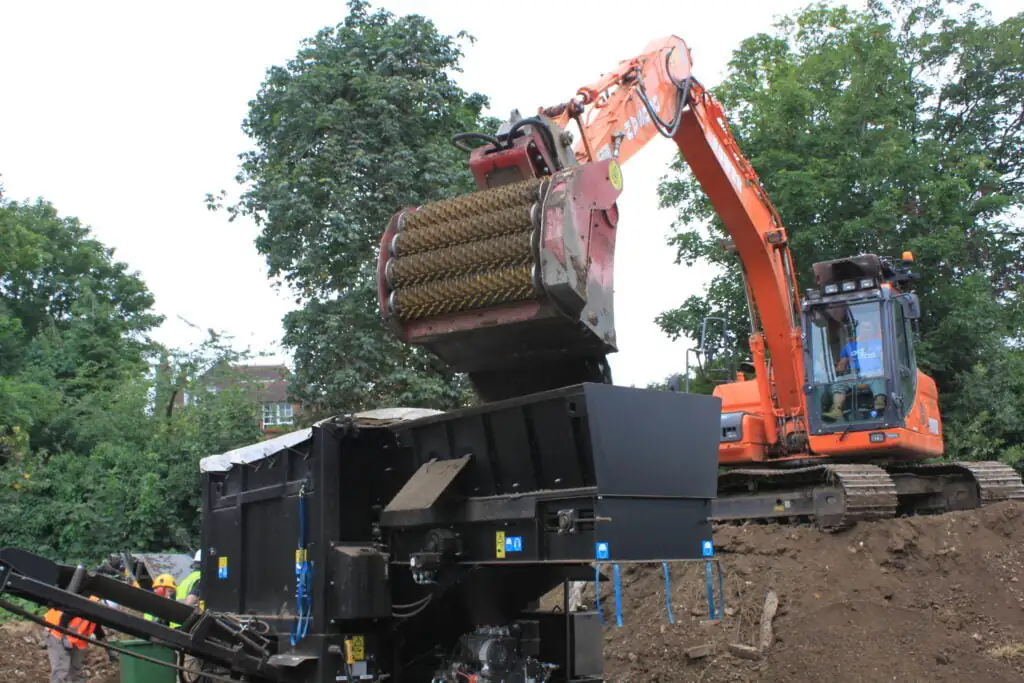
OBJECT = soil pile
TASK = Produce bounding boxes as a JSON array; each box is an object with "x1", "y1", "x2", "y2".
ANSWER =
[
  {"x1": 599, "y1": 501, "x2": 1024, "y2": 682},
  {"x1": 1, "y1": 503, "x2": 1022, "y2": 682}
]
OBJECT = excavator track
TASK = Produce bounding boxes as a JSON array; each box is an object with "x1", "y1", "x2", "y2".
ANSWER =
[
  {"x1": 952, "y1": 461, "x2": 1024, "y2": 503},
  {"x1": 826, "y1": 464, "x2": 900, "y2": 528},
  {"x1": 713, "y1": 460, "x2": 1024, "y2": 531}
]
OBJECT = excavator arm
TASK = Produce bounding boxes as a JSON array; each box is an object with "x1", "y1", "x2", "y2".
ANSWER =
[
  {"x1": 377, "y1": 35, "x2": 807, "y2": 443},
  {"x1": 546, "y1": 36, "x2": 807, "y2": 431}
]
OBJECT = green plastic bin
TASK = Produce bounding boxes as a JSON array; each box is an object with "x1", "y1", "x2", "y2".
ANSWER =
[{"x1": 118, "y1": 639, "x2": 177, "y2": 683}]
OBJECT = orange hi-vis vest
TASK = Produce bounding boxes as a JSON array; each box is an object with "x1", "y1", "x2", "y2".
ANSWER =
[{"x1": 45, "y1": 597, "x2": 100, "y2": 649}]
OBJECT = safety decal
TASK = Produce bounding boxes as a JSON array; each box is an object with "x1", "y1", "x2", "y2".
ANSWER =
[
  {"x1": 346, "y1": 635, "x2": 365, "y2": 662},
  {"x1": 608, "y1": 160, "x2": 623, "y2": 191}
]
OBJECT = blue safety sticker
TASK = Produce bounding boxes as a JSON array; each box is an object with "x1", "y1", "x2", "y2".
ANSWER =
[
  {"x1": 701, "y1": 540, "x2": 715, "y2": 557},
  {"x1": 596, "y1": 542, "x2": 610, "y2": 560},
  {"x1": 504, "y1": 536, "x2": 523, "y2": 552}
]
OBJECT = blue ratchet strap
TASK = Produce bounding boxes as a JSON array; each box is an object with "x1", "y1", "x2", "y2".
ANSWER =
[
  {"x1": 662, "y1": 562, "x2": 675, "y2": 624},
  {"x1": 715, "y1": 559, "x2": 725, "y2": 619},
  {"x1": 595, "y1": 563, "x2": 606, "y2": 625},
  {"x1": 704, "y1": 560, "x2": 717, "y2": 620},
  {"x1": 613, "y1": 564, "x2": 623, "y2": 628},
  {"x1": 290, "y1": 485, "x2": 313, "y2": 646}
]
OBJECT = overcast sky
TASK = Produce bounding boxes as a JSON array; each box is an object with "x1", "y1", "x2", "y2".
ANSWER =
[{"x1": 1, "y1": 0, "x2": 1017, "y2": 388}]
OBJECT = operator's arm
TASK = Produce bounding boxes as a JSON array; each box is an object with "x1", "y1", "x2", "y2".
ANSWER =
[
  {"x1": 185, "y1": 578, "x2": 202, "y2": 607},
  {"x1": 836, "y1": 344, "x2": 852, "y2": 374}
]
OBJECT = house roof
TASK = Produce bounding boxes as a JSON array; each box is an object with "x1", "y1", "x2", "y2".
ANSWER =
[
  {"x1": 202, "y1": 363, "x2": 293, "y2": 404},
  {"x1": 234, "y1": 364, "x2": 291, "y2": 381}
]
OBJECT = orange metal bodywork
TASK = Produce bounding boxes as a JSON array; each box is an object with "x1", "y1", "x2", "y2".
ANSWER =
[
  {"x1": 544, "y1": 35, "x2": 942, "y2": 467},
  {"x1": 806, "y1": 370, "x2": 943, "y2": 459},
  {"x1": 716, "y1": 370, "x2": 943, "y2": 464}
]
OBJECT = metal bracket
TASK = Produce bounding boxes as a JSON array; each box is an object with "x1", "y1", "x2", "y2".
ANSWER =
[{"x1": 382, "y1": 454, "x2": 473, "y2": 517}]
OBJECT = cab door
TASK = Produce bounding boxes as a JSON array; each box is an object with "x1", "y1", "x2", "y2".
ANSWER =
[{"x1": 891, "y1": 297, "x2": 918, "y2": 419}]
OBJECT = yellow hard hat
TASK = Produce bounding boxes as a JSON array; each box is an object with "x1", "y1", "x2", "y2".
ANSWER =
[{"x1": 153, "y1": 573, "x2": 177, "y2": 589}]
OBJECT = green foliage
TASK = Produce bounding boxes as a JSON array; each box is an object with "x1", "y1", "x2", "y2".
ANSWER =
[
  {"x1": 212, "y1": 0, "x2": 496, "y2": 413},
  {"x1": 657, "y1": 0, "x2": 1024, "y2": 463},
  {"x1": 1, "y1": 198, "x2": 163, "y2": 459},
  {"x1": 0, "y1": 194, "x2": 265, "y2": 566}
]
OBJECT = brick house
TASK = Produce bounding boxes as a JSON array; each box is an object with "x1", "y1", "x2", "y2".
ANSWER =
[{"x1": 174, "y1": 363, "x2": 301, "y2": 436}]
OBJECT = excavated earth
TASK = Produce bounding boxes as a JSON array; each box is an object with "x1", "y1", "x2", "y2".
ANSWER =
[
  {"x1": 597, "y1": 501, "x2": 1024, "y2": 682},
  {"x1": 1, "y1": 502, "x2": 1022, "y2": 682}
]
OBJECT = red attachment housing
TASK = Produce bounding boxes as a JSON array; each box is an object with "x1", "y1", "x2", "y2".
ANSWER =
[
  {"x1": 376, "y1": 124, "x2": 625, "y2": 400},
  {"x1": 464, "y1": 122, "x2": 561, "y2": 190}
]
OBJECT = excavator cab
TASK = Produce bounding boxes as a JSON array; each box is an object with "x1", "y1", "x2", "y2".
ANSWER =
[{"x1": 801, "y1": 253, "x2": 941, "y2": 455}]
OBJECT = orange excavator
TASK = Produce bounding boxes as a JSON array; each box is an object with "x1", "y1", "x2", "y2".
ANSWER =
[{"x1": 376, "y1": 35, "x2": 1024, "y2": 528}]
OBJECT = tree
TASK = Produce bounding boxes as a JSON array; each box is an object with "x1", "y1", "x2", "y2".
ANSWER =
[
  {"x1": 656, "y1": 0, "x2": 1024, "y2": 462},
  {"x1": 213, "y1": 0, "x2": 496, "y2": 414},
  {"x1": 0, "y1": 192, "x2": 265, "y2": 562},
  {"x1": 0, "y1": 329, "x2": 267, "y2": 562},
  {"x1": 0, "y1": 197, "x2": 163, "y2": 457}
]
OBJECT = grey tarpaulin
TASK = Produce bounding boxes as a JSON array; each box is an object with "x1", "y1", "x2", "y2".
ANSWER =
[{"x1": 198, "y1": 408, "x2": 444, "y2": 474}]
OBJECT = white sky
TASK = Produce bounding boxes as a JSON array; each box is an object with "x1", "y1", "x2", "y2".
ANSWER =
[{"x1": 1, "y1": 0, "x2": 1017, "y2": 388}]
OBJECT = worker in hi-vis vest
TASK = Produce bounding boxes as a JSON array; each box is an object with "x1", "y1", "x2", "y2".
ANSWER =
[
  {"x1": 143, "y1": 573, "x2": 177, "y2": 625},
  {"x1": 177, "y1": 550, "x2": 202, "y2": 606},
  {"x1": 170, "y1": 550, "x2": 203, "y2": 629},
  {"x1": 44, "y1": 596, "x2": 117, "y2": 682}
]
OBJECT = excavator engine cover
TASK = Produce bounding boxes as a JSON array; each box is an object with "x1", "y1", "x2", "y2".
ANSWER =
[{"x1": 378, "y1": 134, "x2": 623, "y2": 401}]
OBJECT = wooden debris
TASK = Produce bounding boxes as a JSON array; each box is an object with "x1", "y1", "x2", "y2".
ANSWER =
[
  {"x1": 759, "y1": 590, "x2": 780, "y2": 652},
  {"x1": 728, "y1": 643, "x2": 763, "y2": 660},
  {"x1": 727, "y1": 589, "x2": 781, "y2": 661},
  {"x1": 685, "y1": 644, "x2": 714, "y2": 660}
]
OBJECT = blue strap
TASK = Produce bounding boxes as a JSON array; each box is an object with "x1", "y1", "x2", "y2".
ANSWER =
[
  {"x1": 715, "y1": 560, "x2": 725, "y2": 619},
  {"x1": 704, "y1": 560, "x2": 716, "y2": 620},
  {"x1": 594, "y1": 563, "x2": 606, "y2": 625},
  {"x1": 290, "y1": 488, "x2": 312, "y2": 646},
  {"x1": 662, "y1": 562, "x2": 675, "y2": 624},
  {"x1": 613, "y1": 564, "x2": 623, "y2": 628}
]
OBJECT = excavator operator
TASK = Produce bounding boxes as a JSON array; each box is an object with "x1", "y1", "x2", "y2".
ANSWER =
[{"x1": 824, "y1": 317, "x2": 886, "y2": 420}]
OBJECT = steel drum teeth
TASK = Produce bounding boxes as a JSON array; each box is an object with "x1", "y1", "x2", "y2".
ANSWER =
[
  {"x1": 385, "y1": 177, "x2": 552, "y2": 320},
  {"x1": 403, "y1": 178, "x2": 545, "y2": 231},
  {"x1": 389, "y1": 231, "x2": 534, "y2": 288},
  {"x1": 395, "y1": 205, "x2": 534, "y2": 257},
  {"x1": 393, "y1": 264, "x2": 536, "y2": 321}
]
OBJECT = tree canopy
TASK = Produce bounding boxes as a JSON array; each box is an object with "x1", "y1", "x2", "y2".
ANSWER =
[
  {"x1": 0, "y1": 195, "x2": 266, "y2": 563},
  {"x1": 656, "y1": 0, "x2": 1024, "y2": 465},
  {"x1": 214, "y1": 0, "x2": 498, "y2": 415}
]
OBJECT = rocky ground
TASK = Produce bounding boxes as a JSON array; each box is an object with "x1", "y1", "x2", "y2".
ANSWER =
[{"x1": 2, "y1": 501, "x2": 1022, "y2": 682}]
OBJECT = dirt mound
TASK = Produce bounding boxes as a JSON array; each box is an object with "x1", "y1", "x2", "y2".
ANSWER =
[
  {"x1": 2, "y1": 504, "x2": 1022, "y2": 682},
  {"x1": 599, "y1": 501, "x2": 1024, "y2": 682},
  {"x1": 0, "y1": 621, "x2": 118, "y2": 682}
]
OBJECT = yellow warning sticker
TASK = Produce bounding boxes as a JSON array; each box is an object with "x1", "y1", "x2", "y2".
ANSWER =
[
  {"x1": 495, "y1": 531, "x2": 506, "y2": 559},
  {"x1": 608, "y1": 160, "x2": 623, "y2": 191},
  {"x1": 348, "y1": 635, "x2": 365, "y2": 661}
]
